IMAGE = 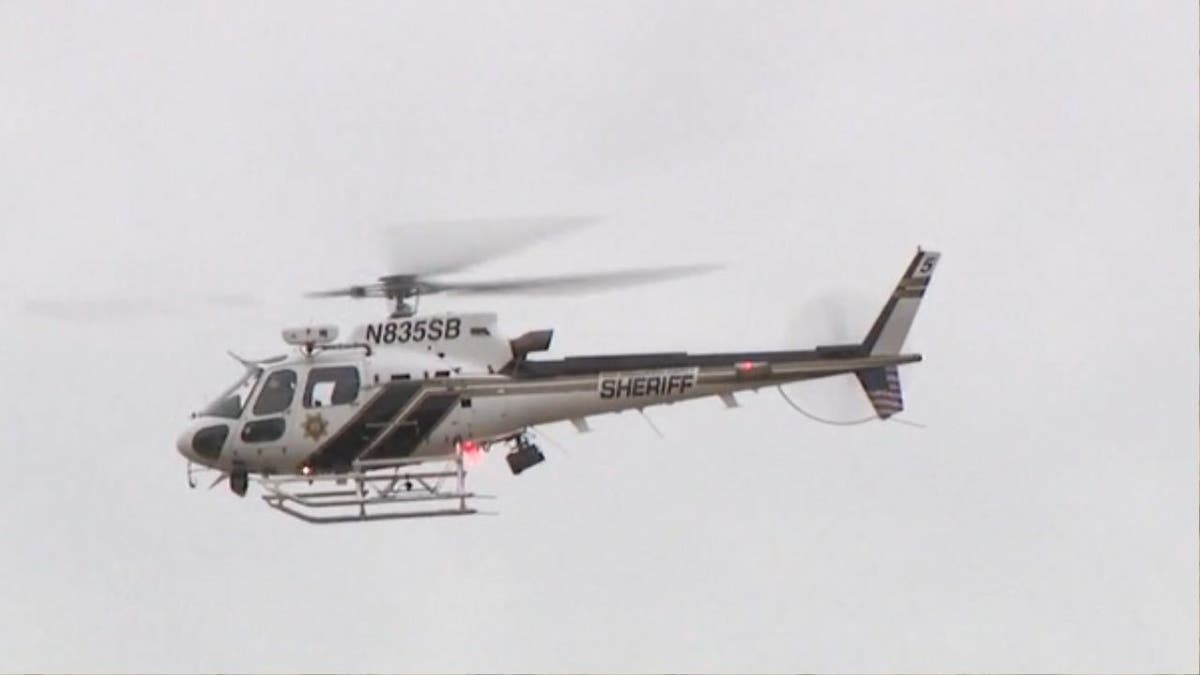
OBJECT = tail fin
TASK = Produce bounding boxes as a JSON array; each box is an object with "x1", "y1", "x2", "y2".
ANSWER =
[
  {"x1": 861, "y1": 248, "x2": 940, "y2": 356},
  {"x1": 856, "y1": 249, "x2": 940, "y2": 419},
  {"x1": 856, "y1": 365, "x2": 903, "y2": 419}
]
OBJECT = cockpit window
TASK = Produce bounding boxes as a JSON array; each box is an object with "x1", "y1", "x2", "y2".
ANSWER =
[
  {"x1": 304, "y1": 366, "x2": 360, "y2": 408},
  {"x1": 253, "y1": 369, "x2": 297, "y2": 416},
  {"x1": 200, "y1": 367, "x2": 263, "y2": 419}
]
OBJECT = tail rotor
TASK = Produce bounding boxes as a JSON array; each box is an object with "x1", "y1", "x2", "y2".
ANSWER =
[{"x1": 782, "y1": 289, "x2": 878, "y2": 420}]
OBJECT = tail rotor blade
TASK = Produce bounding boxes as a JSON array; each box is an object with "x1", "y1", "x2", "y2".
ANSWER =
[
  {"x1": 783, "y1": 289, "x2": 877, "y2": 419},
  {"x1": 785, "y1": 289, "x2": 874, "y2": 346}
]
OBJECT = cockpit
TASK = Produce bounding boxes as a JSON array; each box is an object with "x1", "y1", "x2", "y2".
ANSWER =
[{"x1": 180, "y1": 360, "x2": 364, "y2": 474}]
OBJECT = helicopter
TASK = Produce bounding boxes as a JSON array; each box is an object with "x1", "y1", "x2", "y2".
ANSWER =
[{"x1": 175, "y1": 239, "x2": 940, "y2": 523}]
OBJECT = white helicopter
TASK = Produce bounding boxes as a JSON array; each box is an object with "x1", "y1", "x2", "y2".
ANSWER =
[{"x1": 176, "y1": 240, "x2": 940, "y2": 523}]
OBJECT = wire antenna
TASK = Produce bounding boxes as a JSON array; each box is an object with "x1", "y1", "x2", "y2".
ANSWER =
[
  {"x1": 638, "y1": 408, "x2": 665, "y2": 439},
  {"x1": 776, "y1": 385, "x2": 925, "y2": 428}
]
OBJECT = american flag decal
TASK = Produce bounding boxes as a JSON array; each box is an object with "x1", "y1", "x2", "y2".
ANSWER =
[{"x1": 857, "y1": 366, "x2": 904, "y2": 419}]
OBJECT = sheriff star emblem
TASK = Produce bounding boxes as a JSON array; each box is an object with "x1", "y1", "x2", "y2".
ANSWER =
[{"x1": 302, "y1": 413, "x2": 329, "y2": 441}]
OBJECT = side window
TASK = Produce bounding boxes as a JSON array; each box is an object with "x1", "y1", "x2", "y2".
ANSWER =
[
  {"x1": 304, "y1": 367, "x2": 360, "y2": 408},
  {"x1": 253, "y1": 369, "x2": 297, "y2": 416},
  {"x1": 242, "y1": 418, "x2": 285, "y2": 443}
]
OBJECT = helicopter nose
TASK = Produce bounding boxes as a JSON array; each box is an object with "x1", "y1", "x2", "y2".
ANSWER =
[
  {"x1": 176, "y1": 429, "x2": 195, "y2": 460},
  {"x1": 177, "y1": 422, "x2": 230, "y2": 465}
]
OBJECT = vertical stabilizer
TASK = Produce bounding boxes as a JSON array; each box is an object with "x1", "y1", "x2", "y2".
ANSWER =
[{"x1": 861, "y1": 249, "x2": 940, "y2": 356}]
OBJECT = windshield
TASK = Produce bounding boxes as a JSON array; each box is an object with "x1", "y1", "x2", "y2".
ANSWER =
[{"x1": 200, "y1": 367, "x2": 263, "y2": 419}]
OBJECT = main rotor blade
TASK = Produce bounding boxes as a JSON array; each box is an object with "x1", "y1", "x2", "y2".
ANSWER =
[
  {"x1": 24, "y1": 294, "x2": 261, "y2": 321},
  {"x1": 423, "y1": 264, "x2": 720, "y2": 296},
  {"x1": 380, "y1": 216, "x2": 596, "y2": 277},
  {"x1": 303, "y1": 284, "x2": 380, "y2": 299}
]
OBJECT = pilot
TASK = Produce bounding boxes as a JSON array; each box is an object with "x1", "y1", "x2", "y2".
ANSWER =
[{"x1": 257, "y1": 372, "x2": 295, "y2": 412}]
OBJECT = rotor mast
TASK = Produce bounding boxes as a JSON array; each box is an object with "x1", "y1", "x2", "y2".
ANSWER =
[{"x1": 377, "y1": 275, "x2": 421, "y2": 318}]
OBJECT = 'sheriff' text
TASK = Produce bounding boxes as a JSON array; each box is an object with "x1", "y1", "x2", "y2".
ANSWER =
[{"x1": 598, "y1": 368, "x2": 698, "y2": 399}]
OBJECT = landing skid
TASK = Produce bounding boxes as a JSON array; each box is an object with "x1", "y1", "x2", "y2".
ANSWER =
[{"x1": 255, "y1": 453, "x2": 488, "y2": 524}]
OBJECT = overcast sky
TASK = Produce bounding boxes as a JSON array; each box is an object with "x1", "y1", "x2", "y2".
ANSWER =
[{"x1": 1, "y1": 2, "x2": 1196, "y2": 673}]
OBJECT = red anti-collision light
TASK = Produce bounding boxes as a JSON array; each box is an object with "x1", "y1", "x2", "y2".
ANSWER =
[{"x1": 460, "y1": 439, "x2": 484, "y2": 467}]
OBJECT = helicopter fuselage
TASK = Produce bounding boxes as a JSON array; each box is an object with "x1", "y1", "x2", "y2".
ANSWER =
[{"x1": 175, "y1": 310, "x2": 920, "y2": 479}]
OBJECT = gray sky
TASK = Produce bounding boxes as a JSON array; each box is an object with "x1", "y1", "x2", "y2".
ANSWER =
[{"x1": 1, "y1": 2, "x2": 1196, "y2": 673}]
